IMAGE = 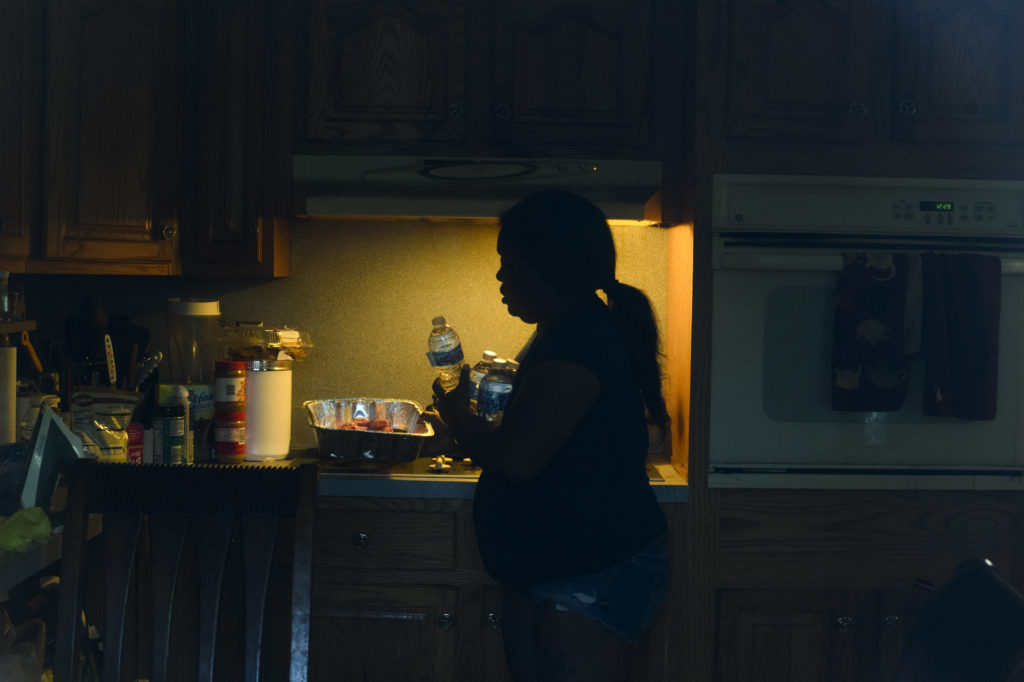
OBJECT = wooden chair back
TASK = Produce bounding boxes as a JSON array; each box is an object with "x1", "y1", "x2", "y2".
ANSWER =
[{"x1": 53, "y1": 460, "x2": 318, "y2": 682}]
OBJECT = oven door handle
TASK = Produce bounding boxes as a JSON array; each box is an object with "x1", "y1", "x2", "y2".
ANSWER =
[{"x1": 718, "y1": 253, "x2": 1024, "y2": 274}]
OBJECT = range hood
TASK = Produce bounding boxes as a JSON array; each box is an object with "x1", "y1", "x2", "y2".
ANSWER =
[{"x1": 293, "y1": 155, "x2": 663, "y2": 220}]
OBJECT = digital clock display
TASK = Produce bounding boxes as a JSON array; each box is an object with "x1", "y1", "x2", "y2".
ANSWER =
[{"x1": 919, "y1": 201, "x2": 955, "y2": 212}]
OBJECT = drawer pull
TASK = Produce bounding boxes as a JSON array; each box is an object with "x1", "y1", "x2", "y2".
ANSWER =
[
  {"x1": 486, "y1": 611, "x2": 501, "y2": 629},
  {"x1": 352, "y1": 532, "x2": 369, "y2": 549},
  {"x1": 834, "y1": 616, "x2": 853, "y2": 632},
  {"x1": 325, "y1": 609, "x2": 427, "y2": 622},
  {"x1": 437, "y1": 613, "x2": 455, "y2": 630}
]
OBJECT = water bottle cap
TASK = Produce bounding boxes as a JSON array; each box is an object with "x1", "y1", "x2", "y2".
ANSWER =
[
  {"x1": 483, "y1": 350, "x2": 497, "y2": 359},
  {"x1": 432, "y1": 316, "x2": 446, "y2": 326},
  {"x1": 492, "y1": 358, "x2": 508, "y2": 366}
]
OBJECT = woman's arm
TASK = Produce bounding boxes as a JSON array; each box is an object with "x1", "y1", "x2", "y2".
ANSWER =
[{"x1": 433, "y1": 360, "x2": 599, "y2": 482}]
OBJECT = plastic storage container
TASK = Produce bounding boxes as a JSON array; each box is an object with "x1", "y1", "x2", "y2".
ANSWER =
[{"x1": 244, "y1": 359, "x2": 292, "y2": 460}]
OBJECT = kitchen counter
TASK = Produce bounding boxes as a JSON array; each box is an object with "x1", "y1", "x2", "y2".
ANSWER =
[{"x1": 300, "y1": 453, "x2": 689, "y2": 502}]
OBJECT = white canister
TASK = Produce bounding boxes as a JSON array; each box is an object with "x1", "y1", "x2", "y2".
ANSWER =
[{"x1": 244, "y1": 359, "x2": 293, "y2": 460}]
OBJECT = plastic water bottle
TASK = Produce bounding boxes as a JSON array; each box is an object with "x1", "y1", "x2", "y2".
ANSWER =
[
  {"x1": 469, "y1": 350, "x2": 498, "y2": 413},
  {"x1": 477, "y1": 358, "x2": 515, "y2": 424},
  {"x1": 427, "y1": 316, "x2": 465, "y2": 393}
]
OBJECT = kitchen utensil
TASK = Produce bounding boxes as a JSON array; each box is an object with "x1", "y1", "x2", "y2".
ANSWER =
[{"x1": 303, "y1": 398, "x2": 433, "y2": 463}]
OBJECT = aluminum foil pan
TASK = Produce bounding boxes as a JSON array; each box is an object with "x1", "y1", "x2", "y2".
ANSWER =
[{"x1": 303, "y1": 399, "x2": 434, "y2": 463}]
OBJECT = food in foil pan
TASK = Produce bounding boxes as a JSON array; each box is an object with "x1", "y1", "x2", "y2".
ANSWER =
[{"x1": 303, "y1": 399, "x2": 434, "y2": 463}]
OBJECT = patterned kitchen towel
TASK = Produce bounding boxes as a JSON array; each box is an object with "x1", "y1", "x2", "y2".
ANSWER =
[
  {"x1": 832, "y1": 252, "x2": 911, "y2": 411},
  {"x1": 921, "y1": 253, "x2": 1001, "y2": 420}
]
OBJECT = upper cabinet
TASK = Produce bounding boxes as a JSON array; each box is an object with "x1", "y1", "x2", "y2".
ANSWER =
[
  {"x1": 890, "y1": 0, "x2": 1024, "y2": 145},
  {"x1": 301, "y1": 0, "x2": 660, "y2": 158},
  {"x1": 708, "y1": 0, "x2": 1024, "y2": 177},
  {"x1": 0, "y1": 0, "x2": 39, "y2": 272},
  {"x1": 5, "y1": 0, "x2": 291, "y2": 276},
  {"x1": 183, "y1": 0, "x2": 294, "y2": 277},
  {"x1": 723, "y1": 0, "x2": 877, "y2": 144},
  {"x1": 41, "y1": 0, "x2": 184, "y2": 275}
]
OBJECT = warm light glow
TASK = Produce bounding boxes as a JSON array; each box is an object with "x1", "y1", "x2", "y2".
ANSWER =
[
  {"x1": 665, "y1": 223, "x2": 694, "y2": 483},
  {"x1": 607, "y1": 219, "x2": 659, "y2": 228}
]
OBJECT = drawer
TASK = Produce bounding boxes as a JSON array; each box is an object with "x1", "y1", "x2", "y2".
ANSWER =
[{"x1": 314, "y1": 510, "x2": 456, "y2": 571}]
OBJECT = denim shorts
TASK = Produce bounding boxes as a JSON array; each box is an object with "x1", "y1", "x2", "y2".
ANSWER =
[{"x1": 526, "y1": 534, "x2": 670, "y2": 645}]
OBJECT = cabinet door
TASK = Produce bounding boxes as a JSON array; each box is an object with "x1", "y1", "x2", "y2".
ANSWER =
[
  {"x1": 716, "y1": 589, "x2": 876, "y2": 682},
  {"x1": 310, "y1": 584, "x2": 461, "y2": 682},
  {"x1": 723, "y1": 0, "x2": 880, "y2": 143},
  {"x1": 43, "y1": 0, "x2": 182, "y2": 273},
  {"x1": 480, "y1": 586, "x2": 512, "y2": 682},
  {"x1": 0, "y1": 0, "x2": 39, "y2": 271},
  {"x1": 491, "y1": 0, "x2": 655, "y2": 154},
  {"x1": 304, "y1": 0, "x2": 469, "y2": 148},
  {"x1": 185, "y1": 0, "x2": 291, "y2": 276},
  {"x1": 874, "y1": 588, "x2": 933, "y2": 681},
  {"x1": 891, "y1": 0, "x2": 1024, "y2": 144}
]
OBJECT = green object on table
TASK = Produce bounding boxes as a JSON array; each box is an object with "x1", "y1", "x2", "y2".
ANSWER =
[{"x1": 0, "y1": 508, "x2": 52, "y2": 555}]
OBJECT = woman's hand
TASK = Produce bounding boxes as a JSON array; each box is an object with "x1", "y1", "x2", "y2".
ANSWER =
[{"x1": 431, "y1": 364, "x2": 472, "y2": 428}]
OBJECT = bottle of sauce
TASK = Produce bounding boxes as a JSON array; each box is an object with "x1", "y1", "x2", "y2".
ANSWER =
[{"x1": 214, "y1": 360, "x2": 246, "y2": 464}]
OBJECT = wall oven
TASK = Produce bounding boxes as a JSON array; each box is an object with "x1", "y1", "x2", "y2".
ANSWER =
[{"x1": 709, "y1": 174, "x2": 1024, "y2": 489}]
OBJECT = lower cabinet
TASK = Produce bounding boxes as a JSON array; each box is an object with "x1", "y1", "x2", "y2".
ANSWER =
[
  {"x1": 309, "y1": 497, "x2": 512, "y2": 682},
  {"x1": 309, "y1": 495, "x2": 683, "y2": 681},
  {"x1": 715, "y1": 588, "x2": 930, "y2": 682}
]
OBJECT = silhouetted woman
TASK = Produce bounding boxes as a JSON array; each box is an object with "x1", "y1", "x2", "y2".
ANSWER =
[{"x1": 431, "y1": 190, "x2": 671, "y2": 682}]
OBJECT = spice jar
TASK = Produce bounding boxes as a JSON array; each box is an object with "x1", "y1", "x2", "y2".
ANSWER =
[{"x1": 214, "y1": 360, "x2": 246, "y2": 464}]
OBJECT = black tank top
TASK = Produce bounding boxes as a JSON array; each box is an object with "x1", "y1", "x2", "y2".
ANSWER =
[{"x1": 472, "y1": 295, "x2": 667, "y2": 586}]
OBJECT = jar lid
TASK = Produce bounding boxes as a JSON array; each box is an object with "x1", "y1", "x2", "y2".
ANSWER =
[
  {"x1": 215, "y1": 360, "x2": 246, "y2": 371},
  {"x1": 246, "y1": 359, "x2": 293, "y2": 371}
]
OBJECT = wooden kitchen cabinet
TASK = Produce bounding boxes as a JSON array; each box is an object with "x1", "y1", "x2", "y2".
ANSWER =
[
  {"x1": 724, "y1": 0, "x2": 1024, "y2": 146},
  {"x1": 310, "y1": 496, "x2": 682, "y2": 681},
  {"x1": 707, "y1": 0, "x2": 1024, "y2": 177},
  {"x1": 712, "y1": 489, "x2": 1022, "y2": 682},
  {"x1": 183, "y1": 0, "x2": 293, "y2": 277},
  {"x1": 715, "y1": 588, "x2": 929, "y2": 682},
  {"x1": 39, "y1": 0, "x2": 185, "y2": 275},
  {"x1": 301, "y1": 0, "x2": 659, "y2": 158},
  {"x1": 309, "y1": 498, "x2": 496, "y2": 682},
  {"x1": 0, "y1": 0, "x2": 40, "y2": 273},
  {"x1": 15, "y1": 0, "x2": 290, "y2": 276}
]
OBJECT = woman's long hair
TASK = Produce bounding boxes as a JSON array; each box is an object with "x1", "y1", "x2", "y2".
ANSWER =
[{"x1": 498, "y1": 190, "x2": 669, "y2": 427}]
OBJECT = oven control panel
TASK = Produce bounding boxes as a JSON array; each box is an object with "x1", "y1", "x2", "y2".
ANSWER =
[{"x1": 713, "y1": 174, "x2": 1024, "y2": 236}]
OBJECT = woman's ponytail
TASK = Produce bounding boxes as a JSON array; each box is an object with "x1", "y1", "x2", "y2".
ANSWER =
[{"x1": 604, "y1": 281, "x2": 669, "y2": 428}]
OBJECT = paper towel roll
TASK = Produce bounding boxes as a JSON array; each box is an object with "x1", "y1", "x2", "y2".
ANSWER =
[{"x1": 0, "y1": 346, "x2": 16, "y2": 444}]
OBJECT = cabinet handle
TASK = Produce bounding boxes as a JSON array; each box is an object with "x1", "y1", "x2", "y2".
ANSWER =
[
  {"x1": 495, "y1": 103, "x2": 511, "y2": 120},
  {"x1": 449, "y1": 103, "x2": 463, "y2": 120},
  {"x1": 834, "y1": 616, "x2": 854, "y2": 632},
  {"x1": 154, "y1": 224, "x2": 178, "y2": 241},
  {"x1": 437, "y1": 613, "x2": 455, "y2": 630},
  {"x1": 848, "y1": 100, "x2": 869, "y2": 119},
  {"x1": 486, "y1": 611, "x2": 501, "y2": 629},
  {"x1": 352, "y1": 532, "x2": 369, "y2": 549},
  {"x1": 883, "y1": 615, "x2": 901, "y2": 632},
  {"x1": 898, "y1": 99, "x2": 918, "y2": 116}
]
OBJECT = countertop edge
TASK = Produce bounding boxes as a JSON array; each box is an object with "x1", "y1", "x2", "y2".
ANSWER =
[{"x1": 315, "y1": 457, "x2": 690, "y2": 502}]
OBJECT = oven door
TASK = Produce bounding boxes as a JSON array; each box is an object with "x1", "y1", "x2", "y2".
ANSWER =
[{"x1": 708, "y1": 254, "x2": 1024, "y2": 488}]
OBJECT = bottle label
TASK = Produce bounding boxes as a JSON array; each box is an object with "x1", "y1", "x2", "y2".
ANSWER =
[
  {"x1": 427, "y1": 346, "x2": 464, "y2": 367},
  {"x1": 478, "y1": 382, "x2": 513, "y2": 413},
  {"x1": 214, "y1": 377, "x2": 246, "y2": 402}
]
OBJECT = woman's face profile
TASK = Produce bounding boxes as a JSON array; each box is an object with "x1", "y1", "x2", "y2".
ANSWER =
[{"x1": 496, "y1": 248, "x2": 551, "y2": 324}]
